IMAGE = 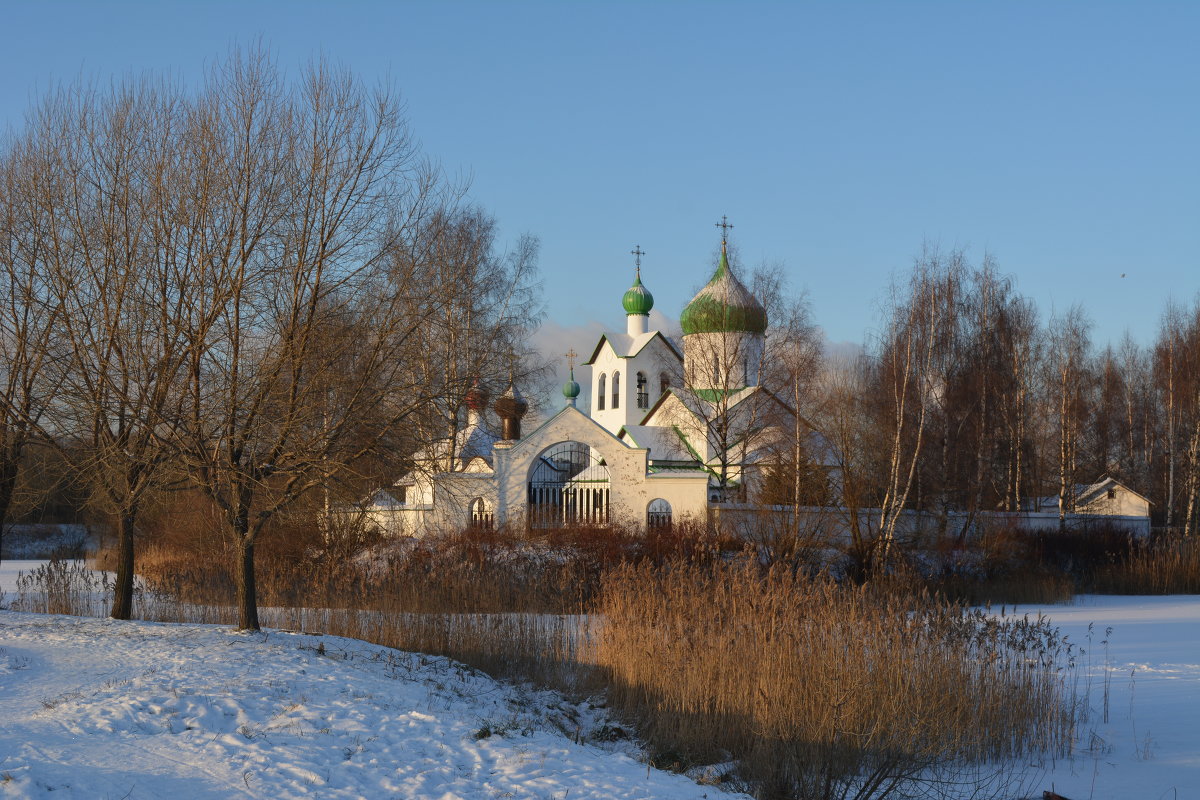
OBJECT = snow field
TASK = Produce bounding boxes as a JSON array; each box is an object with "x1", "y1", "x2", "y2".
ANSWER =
[{"x1": 0, "y1": 612, "x2": 745, "y2": 799}]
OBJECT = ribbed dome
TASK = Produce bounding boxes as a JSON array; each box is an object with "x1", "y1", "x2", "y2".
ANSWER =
[
  {"x1": 679, "y1": 244, "x2": 767, "y2": 335},
  {"x1": 622, "y1": 271, "x2": 654, "y2": 315}
]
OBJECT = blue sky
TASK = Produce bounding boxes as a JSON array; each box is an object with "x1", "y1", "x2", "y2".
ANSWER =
[{"x1": 2, "y1": 1, "x2": 1197, "y2": 364}]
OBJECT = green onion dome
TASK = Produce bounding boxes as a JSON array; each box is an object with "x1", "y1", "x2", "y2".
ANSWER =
[
  {"x1": 562, "y1": 368, "x2": 581, "y2": 400},
  {"x1": 679, "y1": 244, "x2": 768, "y2": 335},
  {"x1": 621, "y1": 271, "x2": 654, "y2": 315}
]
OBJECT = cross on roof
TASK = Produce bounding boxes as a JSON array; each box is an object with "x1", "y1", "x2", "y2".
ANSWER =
[
  {"x1": 631, "y1": 245, "x2": 645, "y2": 277},
  {"x1": 565, "y1": 348, "x2": 578, "y2": 371},
  {"x1": 715, "y1": 215, "x2": 734, "y2": 243}
]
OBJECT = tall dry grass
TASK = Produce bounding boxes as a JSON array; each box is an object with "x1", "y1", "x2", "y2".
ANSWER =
[
  {"x1": 595, "y1": 560, "x2": 1079, "y2": 799},
  {"x1": 9, "y1": 559, "x2": 113, "y2": 616},
  {"x1": 1089, "y1": 534, "x2": 1200, "y2": 593},
  {"x1": 82, "y1": 523, "x2": 737, "y2": 687}
]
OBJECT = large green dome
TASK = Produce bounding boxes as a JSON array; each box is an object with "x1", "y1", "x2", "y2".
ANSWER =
[
  {"x1": 679, "y1": 245, "x2": 768, "y2": 335},
  {"x1": 621, "y1": 272, "x2": 654, "y2": 315}
]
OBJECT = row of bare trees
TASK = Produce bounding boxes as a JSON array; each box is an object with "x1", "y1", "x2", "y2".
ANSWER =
[
  {"x1": 812, "y1": 247, "x2": 1200, "y2": 567},
  {"x1": 0, "y1": 49, "x2": 542, "y2": 627}
]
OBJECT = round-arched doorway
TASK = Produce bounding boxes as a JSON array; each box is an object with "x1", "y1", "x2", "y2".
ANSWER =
[
  {"x1": 647, "y1": 498, "x2": 672, "y2": 530},
  {"x1": 528, "y1": 441, "x2": 610, "y2": 528}
]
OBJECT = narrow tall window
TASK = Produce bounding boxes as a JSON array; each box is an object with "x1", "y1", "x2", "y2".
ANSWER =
[
  {"x1": 612, "y1": 371, "x2": 620, "y2": 410},
  {"x1": 660, "y1": 372, "x2": 669, "y2": 396},
  {"x1": 597, "y1": 374, "x2": 606, "y2": 410},
  {"x1": 636, "y1": 372, "x2": 649, "y2": 409}
]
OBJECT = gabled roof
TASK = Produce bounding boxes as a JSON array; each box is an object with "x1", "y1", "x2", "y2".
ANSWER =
[
  {"x1": 367, "y1": 489, "x2": 405, "y2": 508},
  {"x1": 645, "y1": 385, "x2": 760, "y2": 427},
  {"x1": 1076, "y1": 476, "x2": 1152, "y2": 507},
  {"x1": 1030, "y1": 476, "x2": 1152, "y2": 511},
  {"x1": 503, "y1": 403, "x2": 637, "y2": 458},
  {"x1": 584, "y1": 330, "x2": 683, "y2": 366},
  {"x1": 619, "y1": 424, "x2": 692, "y2": 462},
  {"x1": 454, "y1": 422, "x2": 499, "y2": 467}
]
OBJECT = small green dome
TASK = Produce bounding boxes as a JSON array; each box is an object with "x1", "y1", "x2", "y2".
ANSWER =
[
  {"x1": 562, "y1": 370, "x2": 581, "y2": 399},
  {"x1": 622, "y1": 272, "x2": 654, "y2": 315},
  {"x1": 679, "y1": 245, "x2": 768, "y2": 335}
]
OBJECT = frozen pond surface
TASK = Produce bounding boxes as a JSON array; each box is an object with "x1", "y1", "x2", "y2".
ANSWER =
[{"x1": 1001, "y1": 595, "x2": 1200, "y2": 800}]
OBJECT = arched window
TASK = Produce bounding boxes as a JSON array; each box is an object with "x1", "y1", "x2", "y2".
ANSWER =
[
  {"x1": 636, "y1": 372, "x2": 649, "y2": 409},
  {"x1": 647, "y1": 498, "x2": 672, "y2": 530},
  {"x1": 597, "y1": 373, "x2": 606, "y2": 410},
  {"x1": 612, "y1": 371, "x2": 620, "y2": 410},
  {"x1": 528, "y1": 442, "x2": 611, "y2": 529},
  {"x1": 660, "y1": 372, "x2": 670, "y2": 396},
  {"x1": 470, "y1": 497, "x2": 493, "y2": 530}
]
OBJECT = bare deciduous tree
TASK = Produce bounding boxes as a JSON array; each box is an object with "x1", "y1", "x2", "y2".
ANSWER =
[
  {"x1": 172, "y1": 49, "x2": 491, "y2": 630},
  {"x1": 1046, "y1": 306, "x2": 1093, "y2": 528},
  {"x1": 0, "y1": 132, "x2": 67, "y2": 561}
]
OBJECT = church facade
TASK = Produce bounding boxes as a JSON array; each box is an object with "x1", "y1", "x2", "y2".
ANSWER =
[{"x1": 367, "y1": 232, "x2": 797, "y2": 536}]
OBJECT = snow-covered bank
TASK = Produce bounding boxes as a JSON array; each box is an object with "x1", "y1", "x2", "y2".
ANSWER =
[
  {"x1": 1004, "y1": 595, "x2": 1200, "y2": 800},
  {"x1": 0, "y1": 525, "x2": 91, "y2": 560},
  {"x1": 0, "y1": 612, "x2": 745, "y2": 799}
]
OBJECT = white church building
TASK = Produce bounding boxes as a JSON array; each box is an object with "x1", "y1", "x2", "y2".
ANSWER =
[{"x1": 367, "y1": 230, "x2": 798, "y2": 535}]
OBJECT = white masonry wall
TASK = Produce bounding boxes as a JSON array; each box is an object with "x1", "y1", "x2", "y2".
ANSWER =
[
  {"x1": 490, "y1": 406, "x2": 708, "y2": 530},
  {"x1": 589, "y1": 336, "x2": 680, "y2": 436}
]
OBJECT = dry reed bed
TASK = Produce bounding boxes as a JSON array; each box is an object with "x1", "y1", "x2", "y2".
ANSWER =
[
  {"x1": 1089, "y1": 534, "x2": 1200, "y2": 593},
  {"x1": 595, "y1": 561, "x2": 1078, "y2": 797}
]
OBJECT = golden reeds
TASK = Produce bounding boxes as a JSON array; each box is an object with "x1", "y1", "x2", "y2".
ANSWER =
[{"x1": 594, "y1": 560, "x2": 1078, "y2": 798}]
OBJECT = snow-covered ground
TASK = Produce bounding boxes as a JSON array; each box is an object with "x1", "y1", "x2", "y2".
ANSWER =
[
  {"x1": 0, "y1": 611, "x2": 744, "y2": 799},
  {"x1": 1007, "y1": 595, "x2": 1200, "y2": 800},
  {"x1": 2, "y1": 558, "x2": 1197, "y2": 800}
]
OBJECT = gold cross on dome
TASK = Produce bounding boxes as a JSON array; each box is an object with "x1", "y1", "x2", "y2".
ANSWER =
[
  {"x1": 715, "y1": 215, "x2": 734, "y2": 243},
  {"x1": 565, "y1": 348, "x2": 578, "y2": 370},
  {"x1": 631, "y1": 245, "x2": 645, "y2": 274}
]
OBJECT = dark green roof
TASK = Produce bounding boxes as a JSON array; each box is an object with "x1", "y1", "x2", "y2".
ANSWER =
[{"x1": 679, "y1": 245, "x2": 767, "y2": 335}]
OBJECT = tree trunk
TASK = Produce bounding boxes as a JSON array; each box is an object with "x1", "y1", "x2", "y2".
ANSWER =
[
  {"x1": 1058, "y1": 369, "x2": 1070, "y2": 531},
  {"x1": 0, "y1": 456, "x2": 18, "y2": 564},
  {"x1": 1166, "y1": 355, "x2": 1176, "y2": 529},
  {"x1": 1183, "y1": 413, "x2": 1200, "y2": 537},
  {"x1": 236, "y1": 535, "x2": 260, "y2": 631},
  {"x1": 110, "y1": 512, "x2": 137, "y2": 620}
]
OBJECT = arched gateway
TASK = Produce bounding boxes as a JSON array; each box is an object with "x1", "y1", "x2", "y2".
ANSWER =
[{"x1": 527, "y1": 441, "x2": 610, "y2": 528}]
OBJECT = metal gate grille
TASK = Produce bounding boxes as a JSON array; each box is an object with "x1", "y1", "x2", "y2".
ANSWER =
[{"x1": 528, "y1": 442, "x2": 610, "y2": 528}]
